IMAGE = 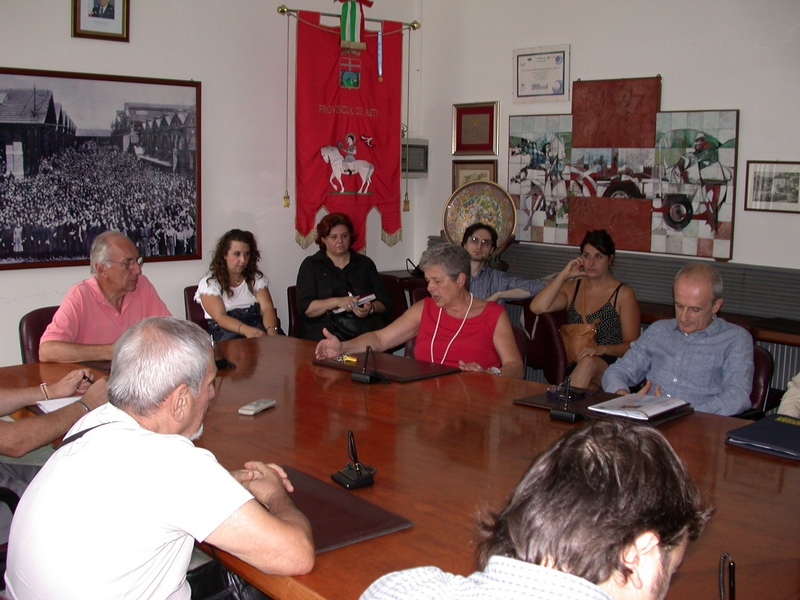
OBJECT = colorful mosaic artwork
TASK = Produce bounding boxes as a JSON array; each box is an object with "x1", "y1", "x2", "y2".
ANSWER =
[{"x1": 507, "y1": 83, "x2": 738, "y2": 260}]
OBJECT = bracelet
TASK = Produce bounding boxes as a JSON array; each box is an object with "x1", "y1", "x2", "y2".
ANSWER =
[
  {"x1": 39, "y1": 383, "x2": 50, "y2": 400},
  {"x1": 76, "y1": 400, "x2": 90, "y2": 413},
  {"x1": 237, "y1": 323, "x2": 243, "y2": 333},
  {"x1": 368, "y1": 305, "x2": 376, "y2": 316},
  {"x1": 266, "y1": 325, "x2": 278, "y2": 332},
  {"x1": 487, "y1": 367, "x2": 502, "y2": 376}
]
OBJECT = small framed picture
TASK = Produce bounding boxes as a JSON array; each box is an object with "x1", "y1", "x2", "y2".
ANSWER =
[
  {"x1": 452, "y1": 160, "x2": 497, "y2": 192},
  {"x1": 452, "y1": 101, "x2": 498, "y2": 156},
  {"x1": 744, "y1": 160, "x2": 800, "y2": 213},
  {"x1": 72, "y1": 0, "x2": 129, "y2": 43}
]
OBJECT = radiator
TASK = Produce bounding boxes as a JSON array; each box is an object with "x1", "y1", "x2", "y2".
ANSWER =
[{"x1": 758, "y1": 341, "x2": 800, "y2": 390}]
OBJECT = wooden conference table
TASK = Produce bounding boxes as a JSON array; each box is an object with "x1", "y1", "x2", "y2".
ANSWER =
[{"x1": 9, "y1": 336, "x2": 800, "y2": 599}]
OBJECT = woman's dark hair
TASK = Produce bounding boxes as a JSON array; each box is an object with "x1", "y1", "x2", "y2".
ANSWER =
[
  {"x1": 580, "y1": 229, "x2": 616, "y2": 261},
  {"x1": 208, "y1": 229, "x2": 263, "y2": 297},
  {"x1": 315, "y1": 213, "x2": 356, "y2": 250}
]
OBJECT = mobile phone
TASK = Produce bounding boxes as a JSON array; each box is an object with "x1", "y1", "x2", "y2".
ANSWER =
[{"x1": 355, "y1": 293, "x2": 376, "y2": 307}]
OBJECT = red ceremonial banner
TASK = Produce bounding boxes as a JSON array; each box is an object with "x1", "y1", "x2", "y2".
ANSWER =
[{"x1": 295, "y1": 11, "x2": 403, "y2": 252}]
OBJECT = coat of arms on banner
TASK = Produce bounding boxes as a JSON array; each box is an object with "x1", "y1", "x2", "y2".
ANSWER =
[{"x1": 295, "y1": 9, "x2": 402, "y2": 252}]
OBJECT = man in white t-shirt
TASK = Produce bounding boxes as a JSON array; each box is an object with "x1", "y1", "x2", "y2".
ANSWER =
[{"x1": 6, "y1": 317, "x2": 314, "y2": 600}]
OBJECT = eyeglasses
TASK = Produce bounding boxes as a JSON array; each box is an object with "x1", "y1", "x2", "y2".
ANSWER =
[
  {"x1": 108, "y1": 256, "x2": 144, "y2": 270},
  {"x1": 468, "y1": 236, "x2": 493, "y2": 247}
]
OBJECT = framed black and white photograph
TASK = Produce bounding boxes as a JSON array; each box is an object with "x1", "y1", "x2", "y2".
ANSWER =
[
  {"x1": 745, "y1": 160, "x2": 800, "y2": 214},
  {"x1": 72, "y1": 0, "x2": 130, "y2": 42},
  {"x1": 0, "y1": 67, "x2": 201, "y2": 270}
]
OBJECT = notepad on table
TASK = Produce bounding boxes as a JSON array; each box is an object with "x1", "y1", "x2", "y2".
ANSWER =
[
  {"x1": 588, "y1": 394, "x2": 689, "y2": 421},
  {"x1": 36, "y1": 396, "x2": 82, "y2": 414}
]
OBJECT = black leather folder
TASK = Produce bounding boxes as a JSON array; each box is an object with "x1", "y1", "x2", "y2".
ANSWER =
[
  {"x1": 283, "y1": 467, "x2": 413, "y2": 553},
  {"x1": 726, "y1": 414, "x2": 800, "y2": 460}
]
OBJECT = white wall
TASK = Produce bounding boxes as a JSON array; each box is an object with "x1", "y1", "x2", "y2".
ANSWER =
[
  {"x1": 0, "y1": 0, "x2": 797, "y2": 366},
  {"x1": 0, "y1": 0, "x2": 420, "y2": 366},
  {"x1": 414, "y1": 0, "x2": 800, "y2": 266}
]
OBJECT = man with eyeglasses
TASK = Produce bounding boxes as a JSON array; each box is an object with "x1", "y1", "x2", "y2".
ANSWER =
[
  {"x1": 461, "y1": 223, "x2": 545, "y2": 305},
  {"x1": 39, "y1": 232, "x2": 171, "y2": 363}
]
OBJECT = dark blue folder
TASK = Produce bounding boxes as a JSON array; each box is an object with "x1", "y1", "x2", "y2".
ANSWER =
[{"x1": 726, "y1": 414, "x2": 800, "y2": 460}]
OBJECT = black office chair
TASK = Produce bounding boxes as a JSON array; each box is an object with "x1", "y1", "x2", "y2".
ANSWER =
[
  {"x1": 19, "y1": 306, "x2": 59, "y2": 364},
  {"x1": 405, "y1": 278, "x2": 428, "y2": 306},
  {"x1": 286, "y1": 286, "x2": 302, "y2": 338},
  {"x1": 523, "y1": 307, "x2": 569, "y2": 385},
  {"x1": 378, "y1": 274, "x2": 408, "y2": 324},
  {"x1": 183, "y1": 285, "x2": 207, "y2": 329},
  {"x1": 403, "y1": 286, "x2": 431, "y2": 357},
  {"x1": 735, "y1": 344, "x2": 774, "y2": 420},
  {"x1": 0, "y1": 486, "x2": 20, "y2": 588}
]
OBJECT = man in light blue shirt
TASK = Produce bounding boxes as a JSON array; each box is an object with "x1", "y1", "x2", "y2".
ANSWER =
[
  {"x1": 602, "y1": 262, "x2": 753, "y2": 415},
  {"x1": 461, "y1": 223, "x2": 544, "y2": 304}
]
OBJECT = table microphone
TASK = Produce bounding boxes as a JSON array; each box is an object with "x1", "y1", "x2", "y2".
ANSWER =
[{"x1": 351, "y1": 346, "x2": 382, "y2": 384}]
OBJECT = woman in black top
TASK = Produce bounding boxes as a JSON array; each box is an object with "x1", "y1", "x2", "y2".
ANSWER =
[
  {"x1": 529, "y1": 230, "x2": 640, "y2": 391},
  {"x1": 296, "y1": 213, "x2": 391, "y2": 341}
]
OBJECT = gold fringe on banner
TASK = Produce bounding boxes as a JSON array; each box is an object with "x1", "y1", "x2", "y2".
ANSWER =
[
  {"x1": 295, "y1": 230, "x2": 317, "y2": 249},
  {"x1": 381, "y1": 228, "x2": 402, "y2": 247}
]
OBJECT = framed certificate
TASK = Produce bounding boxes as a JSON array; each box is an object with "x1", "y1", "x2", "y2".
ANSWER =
[
  {"x1": 513, "y1": 45, "x2": 570, "y2": 104},
  {"x1": 452, "y1": 101, "x2": 499, "y2": 156}
]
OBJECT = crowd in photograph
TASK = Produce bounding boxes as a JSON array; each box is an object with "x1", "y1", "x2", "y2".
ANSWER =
[{"x1": 0, "y1": 142, "x2": 196, "y2": 262}]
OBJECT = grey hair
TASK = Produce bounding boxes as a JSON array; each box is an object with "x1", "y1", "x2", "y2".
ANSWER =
[
  {"x1": 418, "y1": 244, "x2": 471, "y2": 288},
  {"x1": 675, "y1": 262, "x2": 723, "y2": 302},
  {"x1": 108, "y1": 317, "x2": 213, "y2": 416},
  {"x1": 90, "y1": 231, "x2": 124, "y2": 274}
]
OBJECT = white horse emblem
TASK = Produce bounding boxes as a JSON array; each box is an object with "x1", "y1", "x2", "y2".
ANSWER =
[{"x1": 320, "y1": 146, "x2": 374, "y2": 193}]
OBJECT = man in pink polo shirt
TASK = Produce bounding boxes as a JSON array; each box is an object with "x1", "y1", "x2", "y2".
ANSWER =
[{"x1": 39, "y1": 232, "x2": 171, "y2": 363}]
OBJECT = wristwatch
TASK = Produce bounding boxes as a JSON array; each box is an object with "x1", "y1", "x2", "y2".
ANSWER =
[{"x1": 487, "y1": 367, "x2": 502, "y2": 376}]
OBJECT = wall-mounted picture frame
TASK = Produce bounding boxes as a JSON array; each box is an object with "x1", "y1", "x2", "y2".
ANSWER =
[
  {"x1": 745, "y1": 160, "x2": 800, "y2": 213},
  {"x1": 452, "y1": 101, "x2": 498, "y2": 156},
  {"x1": 452, "y1": 160, "x2": 497, "y2": 192},
  {"x1": 513, "y1": 44, "x2": 570, "y2": 104},
  {"x1": 72, "y1": 0, "x2": 130, "y2": 43},
  {"x1": 0, "y1": 66, "x2": 201, "y2": 270}
]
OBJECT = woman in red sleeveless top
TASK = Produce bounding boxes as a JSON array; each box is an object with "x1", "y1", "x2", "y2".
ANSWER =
[{"x1": 315, "y1": 244, "x2": 524, "y2": 378}]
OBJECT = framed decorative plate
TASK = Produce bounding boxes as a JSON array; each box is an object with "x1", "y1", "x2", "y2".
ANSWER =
[{"x1": 442, "y1": 181, "x2": 517, "y2": 249}]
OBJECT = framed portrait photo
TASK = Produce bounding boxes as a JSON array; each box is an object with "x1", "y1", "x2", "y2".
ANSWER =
[
  {"x1": 452, "y1": 160, "x2": 497, "y2": 192},
  {"x1": 452, "y1": 101, "x2": 499, "y2": 156},
  {"x1": 744, "y1": 161, "x2": 800, "y2": 213},
  {"x1": 0, "y1": 66, "x2": 201, "y2": 270},
  {"x1": 72, "y1": 0, "x2": 129, "y2": 43}
]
